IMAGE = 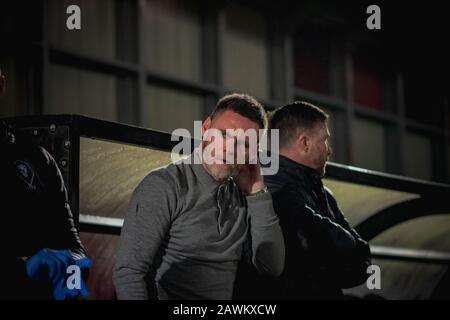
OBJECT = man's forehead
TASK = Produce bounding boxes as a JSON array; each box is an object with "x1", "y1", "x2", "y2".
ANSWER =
[{"x1": 211, "y1": 110, "x2": 260, "y2": 131}]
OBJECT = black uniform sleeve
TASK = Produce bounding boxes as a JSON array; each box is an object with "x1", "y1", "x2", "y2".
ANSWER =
[
  {"x1": 274, "y1": 184, "x2": 370, "y2": 287},
  {"x1": 276, "y1": 185, "x2": 358, "y2": 256},
  {"x1": 324, "y1": 191, "x2": 371, "y2": 288},
  {"x1": 39, "y1": 146, "x2": 87, "y2": 260}
]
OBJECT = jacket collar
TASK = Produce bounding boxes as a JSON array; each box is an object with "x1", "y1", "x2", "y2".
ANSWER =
[{"x1": 278, "y1": 154, "x2": 323, "y2": 183}]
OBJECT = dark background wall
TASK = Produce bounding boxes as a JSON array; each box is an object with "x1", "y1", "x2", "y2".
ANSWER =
[{"x1": 1, "y1": 0, "x2": 449, "y2": 182}]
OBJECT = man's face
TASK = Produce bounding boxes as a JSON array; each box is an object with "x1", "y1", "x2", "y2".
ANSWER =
[
  {"x1": 201, "y1": 110, "x2": 260, "y2": 182},
  {"x1": 306, "y1": 122, "x2": 332, "y2": 177}
]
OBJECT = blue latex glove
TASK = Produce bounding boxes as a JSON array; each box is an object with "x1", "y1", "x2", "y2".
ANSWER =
[
  {"x1": 26, "y1": 249, "x2": 92, "y2": 300},
  {"x1": 26, "y1": 249, "x2": 73, "y2": 284},
  {"x1": 53, "y1": 257, "x2": 92, "y2": 300}
]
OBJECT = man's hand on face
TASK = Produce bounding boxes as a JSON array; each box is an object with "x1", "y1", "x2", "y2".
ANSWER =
[{"x1": 234, "y1": 161, "x2": 266, "y2": 195}]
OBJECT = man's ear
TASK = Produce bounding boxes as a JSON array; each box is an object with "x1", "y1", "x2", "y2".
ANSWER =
[
  {"x1": 297, "y1": 133, "x2": 309, "y2": 153},
  {"x1": 202, "y1": 117, "x2": 212, "y2": 135}
]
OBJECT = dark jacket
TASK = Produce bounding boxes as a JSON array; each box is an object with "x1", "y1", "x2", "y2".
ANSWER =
[
  {"x1": 264, "y1": 155, "x2": 371, "y2": 299},
  {"x1": 0, "y1": 122, "x2": 87, "y2": 299}
]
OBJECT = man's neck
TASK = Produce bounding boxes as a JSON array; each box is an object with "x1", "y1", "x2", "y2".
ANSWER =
[
  {"x1": 279, "y1": 150, "x2": 320, "y2": 176},
  {"x1": 279, "y1": 150, "x2": 305, "y2": 167}
]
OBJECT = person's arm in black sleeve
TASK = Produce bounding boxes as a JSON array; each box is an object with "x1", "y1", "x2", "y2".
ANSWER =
[
  {"x1": 275, "y1": 186, "x2": 370, "y2": 288},
  {"x1": 276, "y1": 184, "x2": 359, "y2": 259},
  {"x1": 112, "y1": 171, "x2": 177, "y2": 300},
  {"x1": 39, "y1": 146, "x2": 87, "y2": 259},
  {"x1": 324, "y1": 189, "x2": 371, "y2": 288},
  {"x1": 2, "y1": 144, "x2": 89, "y2": 299}
]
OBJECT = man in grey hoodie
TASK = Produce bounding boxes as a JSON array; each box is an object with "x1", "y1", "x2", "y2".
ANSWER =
[{"x1": 113, "y1": 93, "x2": 285, "y2": 300}]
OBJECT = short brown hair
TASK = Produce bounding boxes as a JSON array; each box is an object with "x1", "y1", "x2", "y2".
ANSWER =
[
  {"x1": 269, "y1": 101, "x2": 328, "y2": 148},
  {"x1": 210, "y1": 93, "x2": 267, "y2": 129}
]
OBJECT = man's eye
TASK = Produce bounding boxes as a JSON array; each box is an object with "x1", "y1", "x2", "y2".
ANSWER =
[{"x1": 226, "y1": 133, "x2": 236, "y2": 141}]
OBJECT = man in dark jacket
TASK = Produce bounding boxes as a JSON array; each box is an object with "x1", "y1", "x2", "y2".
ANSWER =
[{"x1": 264, "y1": 101, "x2": 371, "y2": 299}]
